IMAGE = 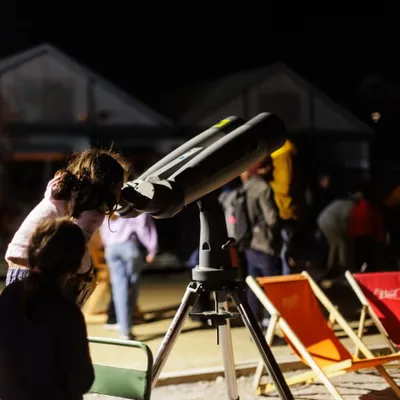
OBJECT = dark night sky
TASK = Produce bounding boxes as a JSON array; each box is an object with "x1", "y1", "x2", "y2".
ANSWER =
[{"x1": 0, "y1": 13, "x2": 394, "y2": 111}]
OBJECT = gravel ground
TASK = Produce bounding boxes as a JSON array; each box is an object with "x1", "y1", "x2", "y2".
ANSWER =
[{"x1": 86, "y1": 369, "x2": 400, "y2": 399}]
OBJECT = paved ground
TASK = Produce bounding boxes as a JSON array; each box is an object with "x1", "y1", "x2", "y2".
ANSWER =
[
  {"x1": 86, "y1": 369, "x2": 400, "y2": 399},
  {"x1": 3, "y1": 271, "x2": 400, "y2": 399},
  {"x1": 149, "y1": 369, "x2": 400, "y2": 399},
  {"x1": 80, "y1": 271, "x2": 382, "y2": 374}
]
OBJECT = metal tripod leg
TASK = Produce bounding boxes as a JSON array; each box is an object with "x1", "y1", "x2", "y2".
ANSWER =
[
  {"x1": 230, "y1": 289, "x2": 294, "y2": 400},
  {"x1": 215, "y1": 292, "x2": 239, "y2": 400},
  {"x1": 152, "y1": 282, "x2": 201, "y2": 388}
]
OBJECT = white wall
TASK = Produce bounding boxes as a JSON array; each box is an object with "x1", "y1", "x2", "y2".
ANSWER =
[
  {"x1": 0, "y1": 54, "x2": 86, "y2": 123},
  {"x1": 196, "y1": 71, "x2": 369, "y2": 134},
  {"x1": 0, "y1": 53, "x2": 162, "y2": 126}
]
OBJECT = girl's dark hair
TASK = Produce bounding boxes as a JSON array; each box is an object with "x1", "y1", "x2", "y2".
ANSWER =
[
  {"x1": 28, "y1": 217, "x2": 86, "y2": 277},
  {"x1": 52, "y1": 148, "x2": 131, "y2": 218},
  {"x1": 23, "y1": 218, "x2": 86, "y2": 321}
]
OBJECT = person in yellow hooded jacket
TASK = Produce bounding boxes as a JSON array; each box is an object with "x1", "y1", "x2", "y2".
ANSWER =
[{"x1": 270, "y1": 139, "x2": 307, "y2": 274}]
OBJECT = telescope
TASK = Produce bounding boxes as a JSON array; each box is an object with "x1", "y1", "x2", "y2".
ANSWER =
[
  {"x1": 117, "y1": 112, "x2": 286, "y2": 219},
  {"x1": 118, "y1": 113, "x2": 294, "y2": 400}
]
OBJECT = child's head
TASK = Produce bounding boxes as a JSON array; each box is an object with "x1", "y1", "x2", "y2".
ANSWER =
[
  {"x1": 53, "y1": 148, "x2": 131, "y2": 218},
  {"x1": 28, "y1": 217, "x2": 86, "y2": 282}
]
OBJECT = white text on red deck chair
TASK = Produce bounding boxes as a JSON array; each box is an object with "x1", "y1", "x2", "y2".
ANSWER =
[{"x1": 345, "y1": 270, "x2": 400, "y2": 355}]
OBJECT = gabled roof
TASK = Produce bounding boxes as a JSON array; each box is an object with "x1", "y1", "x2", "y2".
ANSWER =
[
  {"x1": 0, "y1": 43, "x2": 174, "y2": 127},
  {"x1": 179, "y1": 62, "x2": 373, "y2": 132}
]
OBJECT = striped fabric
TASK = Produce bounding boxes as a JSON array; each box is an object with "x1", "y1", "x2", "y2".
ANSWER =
[{"x1": 5, "y1": 268, "x2": 30, "y2": 286}]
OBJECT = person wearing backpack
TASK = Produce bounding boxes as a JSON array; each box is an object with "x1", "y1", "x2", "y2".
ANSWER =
[
  {"x1": 237, "y1": 156, "x2": 282, "y2": 328},
  {"x1": 218, "y1": 179, "x2": 248, "y2": 278}
]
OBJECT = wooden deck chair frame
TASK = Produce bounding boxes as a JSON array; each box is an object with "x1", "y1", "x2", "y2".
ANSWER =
[
  {"x1": 83, "y1": 280, "x2": 111, "y2": 323},
  {"x1": 345, "y1": 270, "x2": 399, "y2": 356},
  {"x1": 84, "y1": 242, "x2": 112, "y2": 323},
  {"x1": 246, "y1": 272, "x2": 400, "y2": 400},
  {"x1": 88, "y1": 336, "x2": 153, "y2": 400}
]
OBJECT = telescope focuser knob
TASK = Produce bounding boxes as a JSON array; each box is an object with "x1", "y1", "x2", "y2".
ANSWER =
[{"x1": 221, "y1": 238, "x2": 236, "y2": 250}]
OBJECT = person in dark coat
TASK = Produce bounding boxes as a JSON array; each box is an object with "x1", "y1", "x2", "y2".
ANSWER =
[{"x1": 0, "y1": 218, "x2": 94, "y2": 400}]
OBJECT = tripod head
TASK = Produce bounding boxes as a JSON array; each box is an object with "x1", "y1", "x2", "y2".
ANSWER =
[{"x1": 117, "y1": 112, "x2": 286, "y2": 219}]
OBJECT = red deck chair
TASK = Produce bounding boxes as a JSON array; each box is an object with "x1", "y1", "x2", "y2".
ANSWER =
[{"x1": 345, "y1": 270, "x2": 400, "y2": 354}]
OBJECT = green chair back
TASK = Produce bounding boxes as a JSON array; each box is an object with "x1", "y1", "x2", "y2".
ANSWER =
[{"x1": 88, "y1": 336, "x2": 153, "y2": 400}]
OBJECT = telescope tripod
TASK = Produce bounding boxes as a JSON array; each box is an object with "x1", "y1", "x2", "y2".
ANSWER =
[{"x1": 151, "y1": 194, "x2": 293, "y2": 400}]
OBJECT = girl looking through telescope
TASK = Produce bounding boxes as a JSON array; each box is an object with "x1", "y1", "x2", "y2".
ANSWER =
[{"x1": 4, "y1": 147, "x2": 130, "y2": 307}]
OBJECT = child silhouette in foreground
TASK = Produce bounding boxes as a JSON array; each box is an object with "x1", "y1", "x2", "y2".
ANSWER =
[{"x1": 0, "y1": 218, "x2": 94, "y2": 400}]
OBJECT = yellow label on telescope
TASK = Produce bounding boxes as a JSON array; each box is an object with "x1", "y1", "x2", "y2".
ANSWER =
[{"x1": 213, "y1": 118, "x2": 231, "y2": 128}]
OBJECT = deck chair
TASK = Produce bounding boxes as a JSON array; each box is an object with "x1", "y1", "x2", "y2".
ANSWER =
[
  {"x1": 88, "y1": 336, "x2": 153, "y2": 400},
  {"x1": 246, "y1": 272, "x2": 400, "y2": 400},
  {"x1": 345, "y1": 270, "x2": 400, "y2": 355}
]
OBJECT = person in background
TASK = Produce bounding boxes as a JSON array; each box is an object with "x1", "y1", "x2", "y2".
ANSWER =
[
  {"x1": 100, "y1": 213, "x2": 158, "y2": 340},
  {"x1": 217, "y1": 178, "x2": 248, "y2": 278},
  {"x1": 218, "y1": 179, "x2": 243, "y2": 238},
  {"x1": 270, "y1": 139, "x2": 307, "y2": 275},
  {"x1": 317, "y1": 193, "x2": 359, "y2": 279},
  {"x1": 0, "y1": 218, "x2": 94, "y2": 400},
  {"x1": 241, "y1": 156, "x2": 282, "y2": 329},
  {"x1": 347, "y1": 189, "x2": 386, "y2": 272}
]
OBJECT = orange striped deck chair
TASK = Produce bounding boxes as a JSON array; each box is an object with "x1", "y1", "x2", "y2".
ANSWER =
[
  {"x1": 345, "y1": 270, "x2": 400, "y2": 355},
  {"x1": 246, "y1": 272, "x2": 400, "y2": 399}
]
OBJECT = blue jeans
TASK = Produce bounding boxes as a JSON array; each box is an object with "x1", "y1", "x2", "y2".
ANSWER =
[
  {"x1": 281, "y1": 229, "x2": 291, "y2": 275},
  {"x1": 245, "y1": 248, "x2": 281, "y2": 323},
  {"x1": 104, "y1": 241, "x2": 144, "y2": 336},
  {"x1": 187, "y1": 247, "x2": 199, "y2": 269}
]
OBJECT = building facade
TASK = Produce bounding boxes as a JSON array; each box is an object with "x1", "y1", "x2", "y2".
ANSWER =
[
  {"x1": 0, "y1": 43, "x2": 179, "y2": 157},
  {"x1": 179, "y1": 63, "x2": 374, "y2": 170}
]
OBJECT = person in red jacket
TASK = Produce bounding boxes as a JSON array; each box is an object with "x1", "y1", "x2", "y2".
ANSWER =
[{"x1": 347, "y1": 189, "x2": 386, "y2": 272}]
